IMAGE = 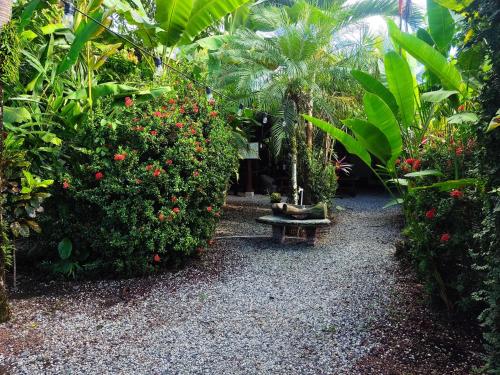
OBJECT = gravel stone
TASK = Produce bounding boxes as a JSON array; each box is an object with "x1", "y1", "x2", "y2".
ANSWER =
[{"x1": 0, "y1": 193, "x2": 401, "y2": 374}]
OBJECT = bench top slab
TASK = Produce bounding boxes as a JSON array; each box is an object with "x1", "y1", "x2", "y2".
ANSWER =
[{"x1": 256, "y1": 215, "x2": 331, "y2": 227}]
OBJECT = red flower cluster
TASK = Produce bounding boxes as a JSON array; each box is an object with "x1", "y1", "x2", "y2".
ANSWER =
[
  {"x1": 63, "y1": 180, "x2": 70, "y2": 189},
  {"x1": 450, "y1": 189, "x2": 463, "y2": 199},
  {"x1": 440, "y1": 233, "x2": 451, "y2": 242},
  {"x1": 95, "y1": 172, "x2": 104, "y2": 181},
  {"x1": 208, "y1": 98, "x2": 216, "y2": 106},
  {"x1": 132, "y1": 126, "x2": 145, "y2": 131},
  {"x1": 125, "y1": 97, "x2": 133, "y2": 107},
  {"x1": 150, "y1": 130, "x2": 158, "y2": 136},
  {"x1": 176, "y1": 122, "x2": 184, "y2": 129},
  {"x1": 168, "y1": 98, "x2": 176, "y2": 105},
  {"x1": 171, "y1": 196, "x2": 177, "y2": 203},
  {"x1": 166, "y1": 159, "x2": 173, "y2": 166},
  {"x1": 425, "y1": 208, "x2": 436, "y2": 219},
  {"x1": 158, "y1": 212, "x2": 165, "y2": 222},
  {"x1": 153, "y1": 111, "x2": 162, "y2": 118},
  {"x1": 402, "y1": 158, "x2": 421, "y2": 171},
  {"x1": 114, "y1": 153, "x2": 126, "y2": 161},
  {"x1": 172, "y1": 207, "x2": 180, "y2": 214},
  {"x1": 153, "y1": 254, "x2": 161, "y2": 263},
  {"x1": 193, "y1": 170, "x2": 200, "y2": 177},
  {"x1": 207, "y1": 206, "x2": 213, "y2": 212},
  {"x1": 153, "y1": 169, "x2": 162, "y2": 177},
  {"x1": 210, "y1": 111, "x2": 218, "y2": 118},
  {"x1": 146, "y1": 164, "x2": 153, "y2": 171}
]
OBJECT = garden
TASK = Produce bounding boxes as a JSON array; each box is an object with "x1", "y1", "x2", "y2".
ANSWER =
[{"x1": 0, "y1": 0, "x2": 498, "y2": 373}]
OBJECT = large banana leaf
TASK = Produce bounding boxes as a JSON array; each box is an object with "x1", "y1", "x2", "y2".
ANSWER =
[
  {"x1": 303, "y1": 115, "x2": 372, "y2": 167},
  {"x1": 433, "y1": 0, "x2": 473, "y2": 11},
  {"x1": 363, "y1": 93, "x2": 402, "y2": 162},
  {"x1": 343, "y1": 119, "x2": 392, "y2": 164},
  {"x1": 427, "y1": 0, "x2": 455, "y2": 52},
  {"x1": 387, "y1": 19, "x2": 464, "y2": 92},
  {"x1": 57, "y1": 10, "x2": 105, "y2": 74},
  {"x1": 156, "y1": 0, "x2": 193, "y2": 46},
  {"x1": 351, "y1": 70, "x2": 398, "y2": 116},
  {"x1": 384, "y1": 51, "x2": 415, "y2": 129},
  {"x1": 178, "y1": 0, "x2": 252, "y2": 45}
]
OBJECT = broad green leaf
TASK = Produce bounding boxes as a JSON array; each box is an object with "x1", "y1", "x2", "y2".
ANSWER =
[
  {"x1": 486, "y1": 109, "x2": 500, "y2": 133},
  {"x1": 343, "y1": 119, "x2": 392, "y2": 163},
  {"x1": 58, "y1": 238, "x2": 73, "y2": 260},
  {"x1": 384, "y1": 51, "x2": 415, "y2": 129},
  {"x1": 363, "y1": 93, "x2": 403, "y2": 162},
  {"x1": 447, "y1": 112, "x2": 478, "y2": 124},
  {"x1": 410, "y1": 178, "x2": 480, "y2": 191},
  {"x1": 433, "y1": 0, "x2": 473, "y2": 11},
  {"x1": 383, "y1": 198, "x2": 404, "y2": 208},
  {"x1": 351, "y1": 70, "x2": 398, "y2": 116},
  {"x1": 41, "y1": 23, "x2": 65, "y2": 35},
  {"x1": 196, "y1": 35, "x2": 229, "y2": 50},
  {"x1": 156, "y1": 0, "x2": 193, "y2": 46},
  {"x1": 388, "y1": 178, "x2": 409, "y2": 186},
  {"x1": 303, "y1": 115, "x2": 372, "y2": 167},
  {"x1": 421, "y1": 89, "x2": 458, "y2": 103},
  {"x1": 20, "y1": 30, "x2": 38, "y2": 41},
  {"x1": 416, "y1": 28, "x2": 435, "y2": 46},
  {"x1": 67, "y1": 83, "x2": 139, "y2": 100},
  {"x1": 18, "y1": 0, "x2": 41, "y2": 30},
  {"x1": 180, "y1": 0, "x2": 252, "y2": 44},
  {"x1": 427, "y1": 0, "x2": 455, "y2": 52},
  {"x1": 57, "y1": 10, "x2": 105, "y2": 74},
  {"x1": 387, "y1": 19, "x2": 463, "y2": 92},
  {"x1": 4, "y1": 107, "x2": 32, "y2": 124},
  {"x1": 404, "y1": 169, "x2": 444, "y2": 178}
]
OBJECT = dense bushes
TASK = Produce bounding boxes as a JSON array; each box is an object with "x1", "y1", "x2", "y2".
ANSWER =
[{"x1": 36, "y1": 84, "x2": 238, "y2": 277}]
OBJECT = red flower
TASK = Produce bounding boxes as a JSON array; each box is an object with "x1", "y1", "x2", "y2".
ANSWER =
[
  {"x1": 210, "y1": 111, "x2": 218, "y2": 118},
  {"x1": 158, "y1": 212, "x2": 165, "y2": 222},
  {"x1": 179, "y1": 106, "x2": 185, "y2": 114},
  {"x1": 150, "y1": 130, "x2": 158, "y2": 136},
  {"x1": 420, "y1": 137, "x2": 428, "y2": 145},
  {"x1": 153, "y1": 168, "x2": 162, "y2": 177},
  {"x1": 133, "y1": 126, "x2": 145, "y2": 131},
  {"x1": 214, "y1": 212, "x2": 221, "y2": 218},
  {"x1": 125, "y1": 97, "x2": 133, "y2": 107},
  {"x1": 207, "y1": 206, "x2": 213, "y2": 212},
  {"x1": 412, "y1": 159, "x2": 421, "y2": 170},
  {"x1": 176, "y1": 122, "x2": 184, "y2": 129},
  {"x1": 172, "y1": 207, "x2": 180, "y2": 214},
  {"x1": 166, "y1": 159, "x2": 173, "y2": 166},
  {"x1": 153, "y1": 111, "x2": 162, "y2": 118},
  {"x1": 95, "y1": 172, "x2": 104, "y2": 181},
  {"x1": 208, "y1": 98, "x2": 216, "y2": 106},
  {"x1": 425, "y1": 208, "x2": 436, "y2": 219},
  {"x1": 171, "y1": 196, "x2": 177, "y2": 203},
  {"x1": 114, "y1": 153, "x2": 126, "y2": 161},
  {"x1": 62, "y1": 180, "x2": 70, "y2": 189},
  {"x1": 193, "y1": 105, "x2": 199, "y2": 113},
  {"x1": 195, "y1": 146, "x2": 203, "y2": 153},
  {"x1": 405, "y1": 158, "x2": 415, "y2": 165},
  {"x1": 153, "y1": 254, "x2": 161, "y2": 263},
  {"x1": 168, "y1": 98, "x2": 176, "y2": 105},
  {"x1": 457, "y1": 105, "x2": 465, "y2": 112},
  {"x1": 190, "y1": 128, "x2": 196, "y2": 135},
  {"x1": 455, "y1": 146, "x2": 463, "y2": 156},
  {"x1": 146, "y1": 164, "x2": 153, "y2": 171},
  {"x1": 450, "y1": 189, "x2": 463, "y2": 199},
  {"x1": 440, "y1": 233, "x2": 451, "y2": 242},
  {"x1": 193, "y1": 170, "x2": 200, "y2": 177}
]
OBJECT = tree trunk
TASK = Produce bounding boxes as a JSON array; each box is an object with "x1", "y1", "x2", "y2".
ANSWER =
[
  {"x1": 305, "y1": 95, "x2": 314, "y2": 150},
  {"x1": 290, "y1": 130, "x2": 298, "y2": 204},
  {"x1": 0, "y1": 0, "x2": 12, "y2": 28}
]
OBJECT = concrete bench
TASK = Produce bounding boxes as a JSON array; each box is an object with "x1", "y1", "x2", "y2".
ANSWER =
[{"x1": 256, "y1": 215, "x2": 331, "y2": 246}]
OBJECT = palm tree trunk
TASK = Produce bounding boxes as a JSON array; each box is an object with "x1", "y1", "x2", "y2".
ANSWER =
[
  {"x1": 0, "y1": 3, "x2": 13, "y2": 323},
  {"x1": 290, "y1": 130, "x2": 298, "y2": 204},
  {"x1": 305, "y1": 96, "x2": 313, "y2": 150}
]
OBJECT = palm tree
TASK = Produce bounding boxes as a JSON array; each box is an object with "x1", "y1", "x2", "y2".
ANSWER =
[
  {"x1": 0, "y1": 0, "x2": 13, "y2": 323},
  {"x1": 213, "y1": 0, "x2": 401, "y2": 203}
]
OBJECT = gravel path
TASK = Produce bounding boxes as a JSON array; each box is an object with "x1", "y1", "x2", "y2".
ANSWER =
[{"x1": 0, "y1": 193, "x2": 401, "y2": 375}]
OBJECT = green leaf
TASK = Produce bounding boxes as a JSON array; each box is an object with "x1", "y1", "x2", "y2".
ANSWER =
[
  {"x1": 427, "y1": 0, "x2": 455, "y2": 52},
  {"x1": 383, "y1": 198, "x2": 404, "y2": 208},
  {"x1": 179, "y1": 0, "x2": 251, "y2": 44},
  {"x1": 303, "y1": 115, "x2": 372, "y2": 167},
  {"x1": 384, "y1": 51, "x2": 415, "y2": 129},
  {"x1": 156, "y1": 0, "x2": 193, "y2": 46},
  {"x1": 416, "y1": 28, "x2": 435, "y2": 46},
  {"x1": 343, "y1": 119, "x2": 392, "y2": 163},
  {"x1": 485, "y1": 109, "x2": 500, "y2": 133},
  {"x1": 447, "y1": 112, "x2": 479, "y2": 124},
  {"x1": 41, "y1": 23, "x2": 65, "y2": 35},
  {"x1": 421, "y1": 89, "x2": 458, "y2": 103},
  {"x1": 351, "y1": 70, "x2": 398, "y2": 116},
  {"x1": 387, "y1": 19, "x2": 463, "y2": 92},
  {"x1": 57, "y1": 10, "x2": 105, "y2": 74},
  {"x1": 58, "y1": 238, "x2": 73, "y2": 260},
  {"x1": 433, "y1": 0, "x2": 473, "y2": 11},
  {"x1": 404, "y1": 169, "x2": 444, "y2": 178},
  {"x1": 363, "y1": 93, "x2": 403, "y2": 163},
  {"x1": 196, "y1": 35, "x2": 229, "y2": 50},
  {"x1": 410, "y1": 178, "x2": 480, "y2": 191},
  {"x1": 4, "y1": 107, "x2": 32, "y2": 124},
  {"x1": 18, "y1": 0, "x2": 41, "y2": 30}
]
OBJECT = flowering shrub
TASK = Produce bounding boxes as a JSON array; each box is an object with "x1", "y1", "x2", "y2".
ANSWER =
[{"x1": 38, "y1": 83, "x2": 238, "y2": 277}]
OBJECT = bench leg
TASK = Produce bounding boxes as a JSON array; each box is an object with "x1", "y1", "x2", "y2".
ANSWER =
[
  {"x1": 305, "y1": 227, "x2": 318, "y2": 246},
  {"x1": 272, "y1": 225, "x2": 285, "y2": 244}
]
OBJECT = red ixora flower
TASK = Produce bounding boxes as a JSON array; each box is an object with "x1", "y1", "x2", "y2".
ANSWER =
[
  {"x1": 133, "y1": 126, "x2": 145, "y2": 131},
  {"x1": 150, "y1": 130, "x2": 158, "y2": 136},
  {"x1": 114, "y1": 153, "x2": 126, "y2": 161},
  {"x1": 95, "y1": 172, "x2": 104, "y2": 181},
  {"x1": 153, "y1": 111, "x2": 162, "y2": 118},
  {"x1": 193, "y1": 105, "x2": 199, "y2": 113},
  {"x1": 166, "y1": 159, "x2": 173, "y2": 166},
  {"x1": 195, "y1": 146, "x2": 203, "y2": 153},
  {"x1": 153, "y1": 168, "x2": 162, "y2": 177},
  {"x1": 193, "y1": 170, "x2": 200, "y2": 177},
  {"x1": 179, "y1": 106, "x2": 185, "y2": 114},
  {"x1": 125, "y1": 97, "x2": 133, "y2": 107},
  {"x1": 171, "y1": 196, "x2": 177, "y2": 203},
  {"x1": 190, "y1": 128, "x2": 196, "y2": 135},
  {"x1": 405, "y1": 158, "x2": 415, "y2": 165},
  {"x1": 210, "y1": 111, "x2": 218, "y2": 118},
  {"x1": 425, "y1": 208, "x2": 436, "y2": 219},
  {"x1": 457, "y1": 105, "x2": 465, "y2": 112},
  {"x1": 176, "y1": 122, "x2": 184, "y2": 129},
  {"x1": 62, "y1": 180, "x2": 70, "y2": 189},
  {"x1": 153, "y1": 254, "x2": 161, "y2": 263},
  {"x1": 168, "y1": 98, "x2": 176, "y2": 105},
  {"x1": 440, "y1": 233, "x2": 451, "y2": 242},
  {"x1": 412, "y1": 159, "x2": 421, "y2": 170},
  {"x1": 158, "y1": 212, "x2": 165, "y2": 222},
  {"x1": 208, "y1": 98, "x2": 216, "y2": 106},
  {"x1": 455, "y1": 146, "x2": 463, "y2": 156},
  {"x1": 207, "y1": 206, "x2": 213, "y2": 212},
  {"x1": 146, "y1": 164, "x2": 153, "y2": 171},
  {"x1": 450, "y1": 189, "x2": 463, "y2": 199},
  {"x1": 172, "y1": 207, "x2": 180, "y2": 214}
]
